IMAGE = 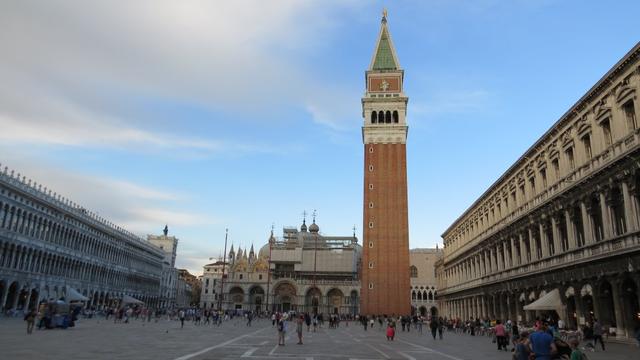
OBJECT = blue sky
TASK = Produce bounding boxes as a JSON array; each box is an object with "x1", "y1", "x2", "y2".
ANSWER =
[{"x1": 1, "y1": 0, "x2": 638, "y2": 274}]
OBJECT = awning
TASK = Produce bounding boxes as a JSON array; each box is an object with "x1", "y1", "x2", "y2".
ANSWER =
[
  {"x1": 121, "y1": 295, "x2": 144, "y2": 305},
  {"x1": 523, "y1": 288, "x2": 564, "y2": 315},
  {"x1": 66, "y1": 287, "x2": 89, "y2": 302}
]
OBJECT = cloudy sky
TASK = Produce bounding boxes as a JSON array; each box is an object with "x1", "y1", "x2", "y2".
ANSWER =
[{"x1": 1, "y1": 0, "x2": 638, "y2": 274}]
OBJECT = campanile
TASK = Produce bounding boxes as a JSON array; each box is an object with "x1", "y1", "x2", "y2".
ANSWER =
[{"x1": 361, "y1": 11, "x2": 410, "y2": 316}]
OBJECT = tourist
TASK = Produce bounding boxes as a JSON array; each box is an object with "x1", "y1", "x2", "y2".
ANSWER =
[
  {"x1": 438, "y1": 317, "x2": 444, "y2": 339},
  {"x1": 495, "y1": 320, "x2": 507, "y2": 351},
  {"x1": 635, "y1": 320, "x2": 640, "y2": 347},
  {"x1": 296, "y1": 315, "x2": 304, "y2": 344},
  {"x1": 277, "y1": 316, "x2": 287, "y2": 346},
  {"x1": 386, "y1": 322, "x2": 395, "y2": 341},
  {"x1": 312, "y1": 314, "x2": 318, "y2": 332},
  {"x1": 179, "y1": 309, "x2": 185, "y2": 329},
  {"x1": 529, "y1": 323, "x2": 556, "y2": 360},
  {"x1": 568, "y1": 337, "x2": 584, "y2": 360},
  {"x1": 513, "y1": 332, "x2": 531, "y2": 360},
  {"x1": 430, "y1": 317, "x2": 438, "y2": 340},
  {"x1": 370, "y1": 316, "x2": 375, "y2": 330},
  {"x1": 271, "y1": 313, "x2": 276, "y2": 327},
  {"x1": 511, "y1": 321, "x2": 520, "y2": 351},
  {"x1": 305, "y1": 312, "x2": 311, "y2": 332},
  {"x1": 24, "y1": 309, "x2": 36, "y2": 334},
  {"x1": 592, "y1": 319, "x2": 605, "y2": 351}
]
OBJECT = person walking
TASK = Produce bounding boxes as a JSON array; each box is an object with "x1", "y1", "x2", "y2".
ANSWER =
[
  {"x1": 296, "y1": 315, "x2": 304, "y2": 345},
  {"x1": 430, "y1": 317, "x2": 438, "y2": 340},
  {"x1": 179, "y1": 309, "x2": 186, "y2": 329},
  {"x1": 386, "y1": 322, "x2": 395, "y2": 341},
  {"x1": 592, "y1": 319, "x2": 605, "y2": 351},
  {"x1": 514, "y1": 332, "x2": 531, "y2": 360},
  {"x1": 24, "y1": 309, "x2": 37, "y2": 334},
  {"x1": 438, "y1": 317, "x2": 444, "y2": 339},
  {"x1": 495, "y1": 320, "x2": 507, "y2": 351}
]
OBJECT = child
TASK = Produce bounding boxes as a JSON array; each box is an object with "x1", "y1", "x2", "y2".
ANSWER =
[
  {"x1": 569, "y1": 337, "x2": 584, "y2": 360},
  {"x1": 386, "y1": 323, "x2": 395, "y2": 341}
]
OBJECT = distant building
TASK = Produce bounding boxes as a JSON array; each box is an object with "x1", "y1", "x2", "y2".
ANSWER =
[
  {"x1": 178, "y1": 269, "x2": 200, "y2": 306},
  {"x1": 0, "y1": 165, "x2": 164, "y2": 312},
  {"x1": 199, "y1": 260, "x2": 228, "y2": 309},
  {"x1": 410, "y1": 248, "x2": 442, "y2": 317},
  {"x1": 209, "y1": 218, "x2": 361, "y2": 315},
  {"x1": 148, "y1": 231, "x2": 179, "y2": 309}
]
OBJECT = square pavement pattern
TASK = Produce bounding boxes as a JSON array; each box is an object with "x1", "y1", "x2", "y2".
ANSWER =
[{"x1": 1, "y1": 317, "x2": 638, "y2": 360}]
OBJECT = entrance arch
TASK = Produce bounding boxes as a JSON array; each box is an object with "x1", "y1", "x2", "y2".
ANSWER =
[
  {"x1": 621, "y1": 277, "x2": 639, "y2": 337},
  {"x1": 305, "y1": 287, "x2": 321, "y2": 315},
  {"x1": 4, "y1": 281, "x2": 19, "y2": 310},
  {"x1": 326, "y1": 288, "x2": 344, "y2": 315},
  {"x1": 248, "y1": 286, "x2": 265, "y2": 313},
  {"x1": 273, "y1": 282, "x2": 297, "y2": 313},
  {"x1": 229, "y1": 287, "x2": 245, "y2": 310}
]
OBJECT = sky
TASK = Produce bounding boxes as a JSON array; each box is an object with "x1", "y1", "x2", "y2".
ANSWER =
[{"x1": 0, "y1": 0, "x2": 638, "y2": 275}]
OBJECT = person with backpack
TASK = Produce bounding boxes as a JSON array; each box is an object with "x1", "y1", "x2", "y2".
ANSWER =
[{"x1": 277, "y1": 316, "x2": 287, "y2": 346}]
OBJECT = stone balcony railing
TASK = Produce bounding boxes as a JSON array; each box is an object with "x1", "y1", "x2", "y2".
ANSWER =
[
  {"x1": 439, "y1": 230, "x2": 640, "y2": 296},
  {"x1": 447, "y1": 130, "x2": 639, "y2": 263}
]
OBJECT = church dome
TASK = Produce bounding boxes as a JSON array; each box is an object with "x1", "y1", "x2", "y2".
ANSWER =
[
  {"x1": 309, "y1": 221, "x2": 319, "y2": 233},
  {"x1": 301, "y1": 220, "x2": 308, "y2": 232}
]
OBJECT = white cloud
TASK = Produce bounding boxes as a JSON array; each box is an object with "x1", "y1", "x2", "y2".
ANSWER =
[
  {"x1": 0, "y1": 0, "x2": 363, "y2": 151},
  {"x1": 0, "y1": 156, "x2": 218, "y2": 236}
]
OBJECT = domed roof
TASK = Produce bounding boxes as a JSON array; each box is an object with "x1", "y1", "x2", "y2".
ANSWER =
[
  {"x1": 301, "y1": 220, "x2": 308, "y2": 232},
  {"x1": 309, "y1": 221, "x2": 319, "y2": 233}
]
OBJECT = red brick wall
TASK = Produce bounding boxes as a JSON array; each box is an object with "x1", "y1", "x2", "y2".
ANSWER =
[{"x1": 361, "y1": 143, "x2": 410, "y2": 316}]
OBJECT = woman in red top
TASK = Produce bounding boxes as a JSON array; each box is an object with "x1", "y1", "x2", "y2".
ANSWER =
[{"x1": 494, "y1": 320, "x2": 507, "y2": 351}]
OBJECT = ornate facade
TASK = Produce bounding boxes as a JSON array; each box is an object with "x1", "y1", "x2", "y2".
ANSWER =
[
  {"x1": 410, "y1": 248, "x2": 441, "y2": 317},
  {"x1": 0, "y1": 165, "x2": 164, "y2": 313},
  {"x1": 361, "y1": 11, "x2": 411, "y2": 316},
  {"x1": 437, "y1": 43, "x2": 640, "y2": 340},
  {"x1": 212, "y1": 219, "x2": 361, "y2": 315}
]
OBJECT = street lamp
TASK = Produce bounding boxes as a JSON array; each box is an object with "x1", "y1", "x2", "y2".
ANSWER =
[{"x1": 218, "y1": 228, "x2": 228, "y2": 312}]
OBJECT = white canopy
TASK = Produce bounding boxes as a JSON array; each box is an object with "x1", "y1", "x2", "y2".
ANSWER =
[
  {"x1": 122, "y1": 295, "x2": 144, "y2": 305},
  {"x1": 66, "y1": 287, "x2": 89, "y2": 302},
  {"x1": 523, "y1": 289, "x2": 564, "y2": 315}
]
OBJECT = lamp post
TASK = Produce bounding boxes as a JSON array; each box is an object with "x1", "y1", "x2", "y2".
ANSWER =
[
  {"x1": 266, "y1": 227, "x2": 273, "y2": 314},
  {"x1": 218, "y1": 228, "x2": 228, "y2": 312}
]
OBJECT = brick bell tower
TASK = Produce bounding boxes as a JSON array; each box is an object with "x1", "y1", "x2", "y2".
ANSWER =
[{"x1": 361, "y1": 10, "x2": 410, "y2": 316}]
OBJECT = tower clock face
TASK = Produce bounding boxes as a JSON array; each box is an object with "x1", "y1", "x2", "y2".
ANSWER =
[{"x1": 369, "y1": 77, "x2": 400, "y2": 92}]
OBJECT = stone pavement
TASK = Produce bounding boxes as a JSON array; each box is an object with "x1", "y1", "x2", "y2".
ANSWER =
[{"x1": 1, "y1": 317, "x2": 638, "y2": 360}]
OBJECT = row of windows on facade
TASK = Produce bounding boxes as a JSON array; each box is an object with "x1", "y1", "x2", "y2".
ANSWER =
[
  {"x1": 445, "y1": 180, "x2": 639, "y2": 282},
  {"x1": 411, "y1": 290, "x2": 436, "y2": 301},
  {"x1": 0, "y1": 200, "x2": 159, "y2": 272},
  {"x1": 0, "y1": 240, "x2": 158, "y2": 291},
  {"x1": 370, "y1": 110, "x2": 399, "y2": 124},
  {"x1": 447, "y1": 100, "x2": 637, "y2": 249}
]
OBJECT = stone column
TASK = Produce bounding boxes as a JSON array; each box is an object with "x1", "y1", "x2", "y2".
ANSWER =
[
  {"x1": 529, "y1": 228, "x2": 538, "y2": 261},
  {"x1": 611, "y1": 281, "x2": 626, "y2": 337},
  {"x1": 574, "y1": 292, "x2": 584, "y2": 327},
  {"x1": 519, "y1": 233, "x2": 527, "y2": 264},
  {"x1": 514, "y1": 296, "x2": 522, "y2": 323},
  {"x1": 599, "y1": 192, "x2": 613, "y2": 239},
  {"x1": 621, "y1": 181, "x2": 637, "y2": 232},
  {"x1": 503, "y1": 241, "x2": 510, "y2": 269},
  {"x1": 581, "y1": 201, "x2": 594, "y2": 245},
  {"x1": 510, "y1": 237, "x2": 518, "y2": 267},
  {"x1": 565, "y1": 210, "x2": 577, "y2": 250},
  {"x1": 539, "y1": 223, "x2": 550, "y2": 258},
  {"x1": 551, "y1": 215, "x2": 562, "y2": 254}
]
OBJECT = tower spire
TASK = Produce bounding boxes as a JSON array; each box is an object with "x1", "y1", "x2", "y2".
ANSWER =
[{"x1": 369, "y1": 9, "x2": 400, "y2": 71}]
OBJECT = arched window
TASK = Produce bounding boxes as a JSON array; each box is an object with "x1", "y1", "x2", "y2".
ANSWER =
[
  {"x1": 410, "y1": 265, "x2": 418, "y2": 278},
  {"x1": 428, "y1": 292, "x2": 433, "y2": 301},
  {"x1": 385, "y1": 111, "x2": 391, "y2": 123},
  {"x1": 371, "y1": 111, "x2": 377, "y2": 124},
  {"x1": 417, "y1": 291, "x2": 422, "y2": 300},
  {"x1": 411, "y1": 291, "x2": 416, "y2": 300},
  {"x1": 393, "y1": 111, "x2": 399, "y2": 123},
  {"x1": 378, "y1": 111, "x2": 384, "y2": 123}
]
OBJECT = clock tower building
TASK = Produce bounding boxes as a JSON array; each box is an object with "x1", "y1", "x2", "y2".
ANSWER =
[{"x1": 361, "y1": 12, "x2": 411, "y2": 316}]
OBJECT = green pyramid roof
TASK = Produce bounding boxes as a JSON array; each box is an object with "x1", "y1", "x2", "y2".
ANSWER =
[{"x1": 372, "y1": 26, "x2": 399, "y2": 70}]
